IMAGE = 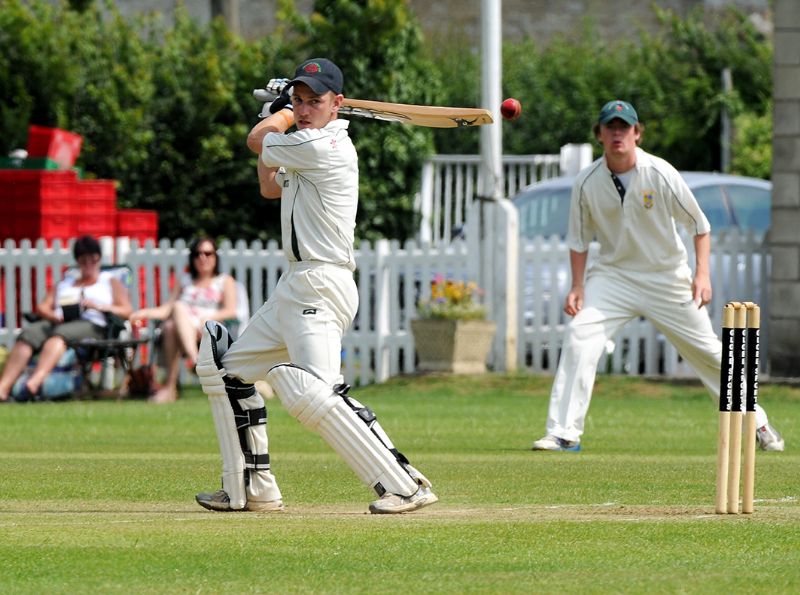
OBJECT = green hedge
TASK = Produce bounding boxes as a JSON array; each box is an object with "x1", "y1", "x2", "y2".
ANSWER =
[
  {"x1": 0, "y1": 1, "x2": 773, "y2": 242},
  {"x1": 431, "y1": 6, "x2": 773, "y2": 175}
]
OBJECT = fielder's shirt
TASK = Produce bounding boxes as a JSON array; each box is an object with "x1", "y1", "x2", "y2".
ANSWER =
[
  {"x1": 568, "y1": 147, "x2": 711, "y2": 272},
  {"x1": 262, "y1": 119, "x2": 358, "y2": 271}
]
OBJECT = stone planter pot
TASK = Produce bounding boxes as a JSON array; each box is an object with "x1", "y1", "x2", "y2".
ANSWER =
[{"x1": 410, "y1": 318, "x2": 497, "y2": 374}]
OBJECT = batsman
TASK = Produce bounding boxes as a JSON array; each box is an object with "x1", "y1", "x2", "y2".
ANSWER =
[{"x1": 194, "y1": 58, "x2": 438, "y2": 514}]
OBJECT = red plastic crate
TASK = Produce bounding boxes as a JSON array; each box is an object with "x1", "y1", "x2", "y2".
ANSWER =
[
  {"x1": 77, "y1": 211, "x2": 117, "y2": 237},
  {"x1": 26, "y1": 125, "x2": 83, "y2": 169},
  {"x1": 10, "y1": 213, "x2": 80, "y2": 242},
  {"x1": 117, "y1": 209, "x2": 158, "y2": 242},
  {"x1": 0, "y1": 170, "x2": 79, "y2": 215},
  {"x1": 77, "y1": 180, "x2": 117, "y2": 214}
]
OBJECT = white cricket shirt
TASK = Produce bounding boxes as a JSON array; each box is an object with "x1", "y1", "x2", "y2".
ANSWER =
[
  {"x1": 567, "y1": 148, "x2": 711, "y2": 272},
  {"x1": 262, "y1": 119, "x2": 359, "y2": 271}
]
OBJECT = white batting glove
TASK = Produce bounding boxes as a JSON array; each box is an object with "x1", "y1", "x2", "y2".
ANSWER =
[
  {"x1": 257, "y1": 102, "x2": 273, "y2": 118},
  {"x1": 266, "y1": 78, "x2": 290, "y2": 95},
  {"x1": 253, "y1": 80, "x2": 293, "y2": 118}
]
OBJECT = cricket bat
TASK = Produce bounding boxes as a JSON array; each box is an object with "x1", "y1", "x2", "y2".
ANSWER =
[{"x1": 253, "y1": 89, "x2": 493, "y2": 128}]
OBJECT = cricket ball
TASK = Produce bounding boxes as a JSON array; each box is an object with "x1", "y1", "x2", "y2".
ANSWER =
[{"x1": 501, "y1": 98, "x2": 522, "y2": 121}]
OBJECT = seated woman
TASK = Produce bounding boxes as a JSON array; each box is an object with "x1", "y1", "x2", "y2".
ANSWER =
[
  {"x1": 0, "y1": 235, "x2": 133, "y2": 401},
  {"x1": 130, "y1": 237, "x2": 237, "y2": 404}
]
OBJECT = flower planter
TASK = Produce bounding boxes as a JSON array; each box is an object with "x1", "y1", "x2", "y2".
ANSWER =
[{"x1": 410, "y1": 318, "x2": 497, "y2": 374}]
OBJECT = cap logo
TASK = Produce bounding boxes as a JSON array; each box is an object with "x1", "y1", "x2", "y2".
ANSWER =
[
  {"x1": 303, "y1": 62, "x2": 322, "y2": 74},
  {"x1": 615, "y1": 104, "x2": 623, "y2": 111}
]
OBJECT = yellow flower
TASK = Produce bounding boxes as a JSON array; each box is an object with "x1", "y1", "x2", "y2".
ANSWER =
[{"x1": 417, "y1": 277, "x2": 486, "y2": 321}]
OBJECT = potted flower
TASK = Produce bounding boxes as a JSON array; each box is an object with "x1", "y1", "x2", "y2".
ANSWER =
[{"x1": 411, "y1": 275, "x2": 497, "y2": 374}]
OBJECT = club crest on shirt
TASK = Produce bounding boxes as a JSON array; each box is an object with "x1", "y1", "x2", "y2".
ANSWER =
[{"x1": 642, "y1": 191, "x2": 654, "y2": 209}]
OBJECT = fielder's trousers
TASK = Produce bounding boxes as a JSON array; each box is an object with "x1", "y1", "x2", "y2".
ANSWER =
[{"x1": 545, "y1": 264, "x2": 769, "y2": 442}]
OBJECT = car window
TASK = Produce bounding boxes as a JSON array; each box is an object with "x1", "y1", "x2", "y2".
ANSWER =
[
  {"x1": 514, "y1": 187, "x2": 572, "y2": 239},
  {"x1": 692, "y1": 185, "x2": 732, "y2": 231},
  {"x1": 725, "y1": 184, "x2": 771, "y2": 233}
]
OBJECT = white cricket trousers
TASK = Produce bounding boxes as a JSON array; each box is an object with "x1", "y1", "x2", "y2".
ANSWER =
[
  {"x1": 221, "y1": 261, "x2": 358, "y2": 385},
  {"x1": 545, "y1": 264, "x2": 769, "y2": 442}
]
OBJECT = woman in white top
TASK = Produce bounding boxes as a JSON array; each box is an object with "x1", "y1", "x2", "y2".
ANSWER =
[
  {"x1": 130, "y1": 237, "x2": 237, "y2": 403},
  {"x1": 0, "y1": 236, "x2": 132, "y2": 401}
]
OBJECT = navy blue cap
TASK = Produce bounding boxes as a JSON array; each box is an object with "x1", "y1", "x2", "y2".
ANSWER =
[{"x1": 287, "y1": 58, "x2": 343, "y2": 95}]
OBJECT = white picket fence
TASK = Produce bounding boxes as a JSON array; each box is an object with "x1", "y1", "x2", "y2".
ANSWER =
[
  {"x1": 415, "y1": 146, "x2": 593, "y2": 246},
  {"x1": 0, "y1": 231, "x2": 769, "y2": 386},
  {"x1": 416, "y1": 153, "x2": 562, "y2": 246},
  {"x1": 516, "y1": 230, "x2": 770, "y2": 377}
]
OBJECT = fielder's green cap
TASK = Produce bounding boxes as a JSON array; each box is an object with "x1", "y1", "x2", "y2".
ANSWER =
[{"x1": 598, "y1": 100, "x2": 638, "y2": 125}]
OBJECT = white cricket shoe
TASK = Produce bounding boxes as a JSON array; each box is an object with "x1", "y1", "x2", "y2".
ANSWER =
[
  {"x1": 531, "y1": 434, "x2": 581, "y2": 452},
  {"x1": 369, "y1": 486, "x2": 438, "y2": 514},
  {"x1": 195, "y1": 489, "x2": 284, "y2": 512},
  {"x1": 756, "y1": 423, "x2": 785, "y2": 452}
]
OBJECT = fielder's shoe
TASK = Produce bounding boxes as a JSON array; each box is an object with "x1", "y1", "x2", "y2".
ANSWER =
[
  {"x1": 531, "y1": 434, "x2": 581, "y2": 452},
  {"x1": 195, "y1": 489, "x2": 284, "y2": 512},
  {"x1": 369, "y1": 486, "x2": 438, "y2": 514},
  {"x1": 756, "y1": 423, "x2": 785, "y2": 452}
]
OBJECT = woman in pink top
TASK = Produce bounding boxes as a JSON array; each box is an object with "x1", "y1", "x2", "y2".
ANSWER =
[{"x1": 131, "y1": 237, "x2": 237, "y2": 403}]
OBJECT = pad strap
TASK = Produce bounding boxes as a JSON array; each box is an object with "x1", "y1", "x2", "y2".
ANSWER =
[
  {"x1": 334, "y1": 384, "x2": 411, "y2": 467},
  {"x1": 225, "y1": 376, "x2": 271, "y2": 473}
]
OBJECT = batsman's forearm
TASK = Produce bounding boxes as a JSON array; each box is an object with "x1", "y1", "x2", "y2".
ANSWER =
[
  {"x1": 247, "y1": 110, "x2": 294, "y2": 154},
  {"x1": 257, "y1": 157, "x2": 281, "y2": 199}
]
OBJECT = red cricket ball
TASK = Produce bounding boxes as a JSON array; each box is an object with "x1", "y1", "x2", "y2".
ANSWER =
[{"x1": 501, "y1": 98, "x2": 522, "y2": 121}]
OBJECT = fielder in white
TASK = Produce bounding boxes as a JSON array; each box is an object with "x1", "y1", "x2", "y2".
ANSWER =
[
  {"x1": 194, "y1": 58, "x2": 437, "y2": 514},
  {"x1": 531, "y1": 100, "x2": 784, "y2": 453}
]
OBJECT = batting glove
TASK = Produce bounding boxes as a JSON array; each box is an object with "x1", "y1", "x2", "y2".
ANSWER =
[
  {"x1": 265, "y1": 78, "x2": 290, "y2": 95},
  {"x1": 253, "y1": 79, "x2": 292, "y2": 118},
  {"x1": 269, "y1": 91, "x2": 293, "y2": 114}
]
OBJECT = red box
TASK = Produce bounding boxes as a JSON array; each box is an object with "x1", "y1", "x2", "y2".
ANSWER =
[
  {"x1": 117, "y1": 209, "x2": 158, "y2": 242},
  {"x1": 0, "y1": 170, "x2": 79, "y2": 215},
  {"x1": 10, "y1": 213, "x2": 80, "y2": 242},
  {"x1": 77, "y1": 211, "x2": 117, "y2": 237},
  {"x1": 26, "y1": 125, "x2": 83, "y2": 169},
  {"x1": 77, "y1": 180, "x2": 117, "y2": 215}
]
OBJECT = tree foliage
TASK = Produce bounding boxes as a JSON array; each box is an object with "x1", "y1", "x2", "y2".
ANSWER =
[
  {"x1": 0, "y1": 1, "x2": 774, "y2": 244},
  {"x1": 430, "y1": 6, "x2": 773, "y2": 174}
]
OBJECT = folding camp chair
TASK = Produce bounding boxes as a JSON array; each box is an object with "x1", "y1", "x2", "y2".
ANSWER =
[
  {"x1": 64, "y1": 265, "x2": 148, "y2": 398},
  {"x1": 16, "y1": 265, "x2": 145, "y2": 400}
]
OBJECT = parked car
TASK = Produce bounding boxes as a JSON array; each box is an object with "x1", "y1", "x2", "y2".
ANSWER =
[
  {"x1": 513, "y1": 171, "x2": 772, "y2": 240},
  {"x1": 512, "y1": 172, "x2": 772, "y2": 372}
]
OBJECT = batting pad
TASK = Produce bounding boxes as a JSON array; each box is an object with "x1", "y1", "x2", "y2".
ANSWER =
[
  {"x1": 196, "y1": 323, "x2": 246, "y2": 509},
  {"x1": 232, "y1": 389, "x2": 282, "y2": 504},
  {"x1": 267, "y1": 364, "x2": 419, "y2": 497}
]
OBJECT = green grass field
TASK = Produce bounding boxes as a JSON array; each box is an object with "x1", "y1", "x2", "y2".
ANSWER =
[{"x1": 1, "y1": 374, "x2": 798, "y2": 593}]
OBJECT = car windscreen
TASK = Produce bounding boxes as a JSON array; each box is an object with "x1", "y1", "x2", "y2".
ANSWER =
[
  {"x1": 725, "y1": 184, "x2": 771, "y2": 232},
  {"x1": 514, "y1": 187, "x2": 572, "y2": 239},
  {"x1": 692, "y1": 184, "x2": 733, "y2": 231}
]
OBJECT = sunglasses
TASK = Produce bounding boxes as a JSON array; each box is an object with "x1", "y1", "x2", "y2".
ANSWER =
[{"x1": 193, "y1": 250, "x2": 216, "y2": 258}]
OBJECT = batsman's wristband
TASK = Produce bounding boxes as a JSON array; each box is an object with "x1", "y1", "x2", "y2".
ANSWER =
[{"x1": 275, "y1": 109, "x2": 293, "y2": 129}]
